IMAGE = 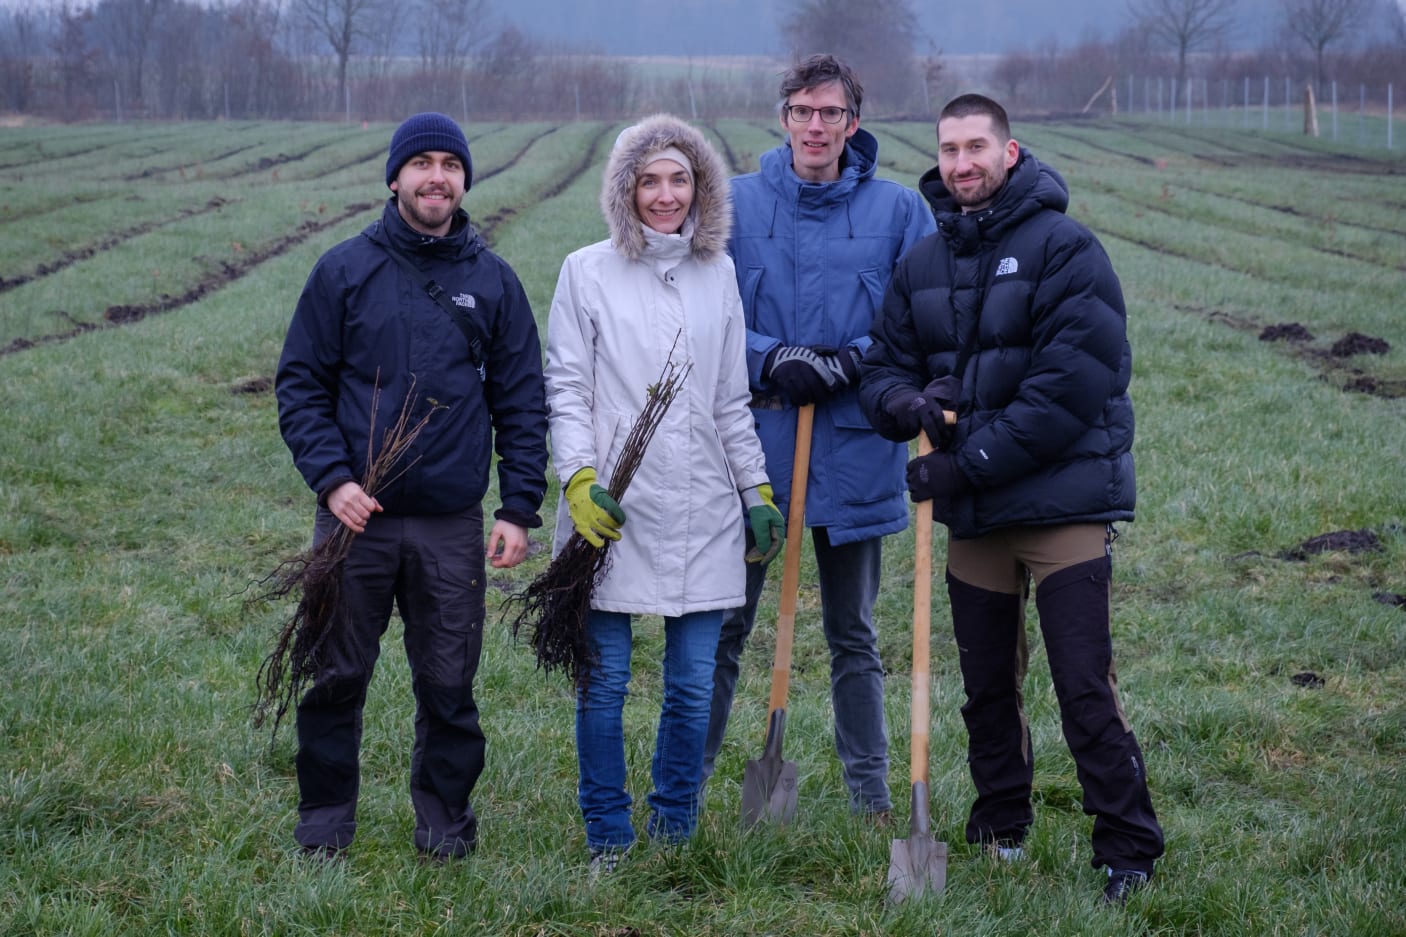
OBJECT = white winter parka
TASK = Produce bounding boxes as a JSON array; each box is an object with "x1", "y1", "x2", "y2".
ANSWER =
[{"x1": 545, "y1": 114, "x2": 770, "y2": 616}]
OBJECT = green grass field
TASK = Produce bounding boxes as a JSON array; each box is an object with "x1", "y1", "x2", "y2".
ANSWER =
[{"x1": 2, "y1": 116, "x2": 1404, "y2": 936}]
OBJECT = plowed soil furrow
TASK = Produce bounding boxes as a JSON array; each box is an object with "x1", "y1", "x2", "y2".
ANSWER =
[
  {"x1": 1119, "y1": 122, "x2": 1403, "y2": 175},
  {"x1": 0, "y1": 196, "x2": 233, "y2": 293},
  {"x1": 1084, "y1": 178, "x2": 1403, "y2": 271},
  {"x1": 0, "y1": 200, "x2": 377, "y2": 358},
  {"x1": 707, "y1": 123, "x2": 747, "y2": 176},
  {"x1": 118, "y1": 142, "x2": 264, "y2": 180},
  {"x1": 477, "y1": 125, "x2": 612, "y2": 244},
  {"x1": 475, "y1": 127, "x2": 561, "y2": 184}
]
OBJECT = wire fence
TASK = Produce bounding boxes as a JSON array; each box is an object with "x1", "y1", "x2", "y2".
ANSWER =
[{"x1": 1124, "y1": 77, "x2": 1396, "y2": 150}]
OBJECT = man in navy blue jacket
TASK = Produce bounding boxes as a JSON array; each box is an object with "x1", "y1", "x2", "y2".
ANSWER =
[
  {"x1": 860, "y1": 94, "x2": 1163, "y2": 904},
  {"x1": 275, "y1": 112, "x2": 548, "y2": 861}
]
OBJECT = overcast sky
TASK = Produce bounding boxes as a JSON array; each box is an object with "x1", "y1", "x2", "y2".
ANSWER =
[
  {"x1": 501, "y1": 0, "x2": 1290, "y2": 56},
  {"x1": 2, "y1": 0, "x2": 1394, "y2": 56}
]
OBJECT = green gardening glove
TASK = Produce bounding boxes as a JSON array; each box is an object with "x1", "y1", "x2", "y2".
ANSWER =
[
  {"x1": 742, "y1": 483, "x2": 784, "y2": 565},
  {"x1": 565, "y1": 467, "x2": 625, "y2": 548}
]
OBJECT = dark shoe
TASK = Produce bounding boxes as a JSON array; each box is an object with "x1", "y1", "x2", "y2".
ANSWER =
[
  {"x1": 1102, "y1": 868, "x2": 1150, "y2": 905},
  {"x1": 865, "y1": 808, "x2": 894, "y2": 829},
  {"x1": 298, "y1": 843, "x2": 345, "y2": 863}
]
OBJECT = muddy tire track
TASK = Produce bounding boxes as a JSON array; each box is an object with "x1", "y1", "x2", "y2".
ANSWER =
[
  {"x1": 118, "y1": 142, "x2": 263, "y2": 180},
  {"x1": 1118, "y1": 122, "x2": 1404, "y2": 176},
  {"x1": 1085, "y1": 178, "x2": 1402, "y2": 273},
  {"x1": 476, "y1": 124, "x2": 612, "y2": 245},
  {"x1": 706, "y1": 123, "x2": 748, "y2": 176},
  {"x1": 0, "y1": 196, "x2": 234, "y2": 294},
  {"x1": 1, "y1": 200, "x2": 378, "y2": 358},
  {"x1": 474, "y1": 126, "x2": 562, "y2": 185}
]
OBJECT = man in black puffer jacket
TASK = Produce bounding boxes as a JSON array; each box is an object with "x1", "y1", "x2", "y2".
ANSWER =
[
  {"x1": 860, "y1": 94, "x2": 1163, "y2": 905},
  {"x1": 276, "y1": 112, "x2": 548, "y2": 861}
]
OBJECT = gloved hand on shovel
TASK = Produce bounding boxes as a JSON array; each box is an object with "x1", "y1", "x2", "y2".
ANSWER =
[
  {"x1": 565, "y1": 467, "x2": 625, "y2": 548},
  {"x1": 905, "y1": 450, "x2": 972, "y2": 504},
  {"x1": 742, "y1": 483, "x2": 785, "y2": 565},
  {"x1": 884, "y1": 375, "x2": 961, "y2": 449}
]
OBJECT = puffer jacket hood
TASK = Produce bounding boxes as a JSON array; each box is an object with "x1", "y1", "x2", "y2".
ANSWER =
[
  {"x1": 918, "y1": 148, "x2": 1070, "y2": 251},
  {"x1": 602, "y1": 113, "x2": 731, "y2": 263}
]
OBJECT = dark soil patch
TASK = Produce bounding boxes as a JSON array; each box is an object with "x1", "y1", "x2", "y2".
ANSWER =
[
  {"x1": 1291, "y1": 671, "x2": 1325, "y2": 689},
  {"x1": 1188, "y1": 307, "x2": 1401, "y2": 399},
  {"x1": 1282, "y1": 528, "x2": 1382, "y2": 560},
  {"x1": 1260, "y1": 322, "x2": 1314, "y2": 342},
  {"x1": 230, "y1": 376, "x2": 273, "y2": 395},
  {"x1": 1329, "y1": 332, "x2": 1391, "y2": 357},
  {"x1": 1373, "y1": 592, "x2": 1406, "y2": 610}
]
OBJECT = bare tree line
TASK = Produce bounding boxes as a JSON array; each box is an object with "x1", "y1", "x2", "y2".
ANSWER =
[{"x1": 0, "y1": 0, "x2": 1401, "y2": 122}]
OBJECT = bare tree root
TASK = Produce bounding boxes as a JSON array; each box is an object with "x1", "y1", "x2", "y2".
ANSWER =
[
  {"x1": 249, "y1": 375, "x2": 441, "y2": 740},
  {"x1": 505, "y1": 344, "x2": 692, "y2": 689}
]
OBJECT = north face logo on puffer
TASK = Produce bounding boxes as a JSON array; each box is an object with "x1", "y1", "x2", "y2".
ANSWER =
[
  {"x1": 995, "y1": 257, "x2": 1019, "y2": 276},
  {"x1": 452, "y1": 293, "x2": 476, "y2": 309}
]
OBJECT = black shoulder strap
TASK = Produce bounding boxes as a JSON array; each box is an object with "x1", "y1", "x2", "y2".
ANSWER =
[{"x1": 368, "y1": 235, "x2": 485, "y2": 372}]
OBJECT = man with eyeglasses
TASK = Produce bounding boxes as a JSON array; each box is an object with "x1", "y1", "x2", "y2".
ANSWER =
[{"x1": 701, "y1": 53, "x2": 934, "y2": 821}]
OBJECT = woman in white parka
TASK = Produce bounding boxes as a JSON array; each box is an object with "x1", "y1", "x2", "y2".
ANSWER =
[{"x1": 545, "y1": 114, "x2": 783, "y2": 870}]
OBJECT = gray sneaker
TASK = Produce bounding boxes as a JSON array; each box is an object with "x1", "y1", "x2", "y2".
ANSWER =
[{"x1": 588, "y1": 846, "x2": 627, "y2": 880}]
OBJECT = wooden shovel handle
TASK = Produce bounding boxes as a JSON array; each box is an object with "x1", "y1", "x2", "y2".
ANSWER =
[
  {"x1": 767, "y1": 403, "x2": 814, "y2": 715},
  {"x1": 911, "y1": 431, "x2": 934, "y2": 784}
]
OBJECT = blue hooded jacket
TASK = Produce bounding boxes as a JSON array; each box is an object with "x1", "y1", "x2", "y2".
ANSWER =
[
  {"x1": 276, "y1": 199, "x2": 548, "y2": 526},
  {"x1": 729, "y1": 128, "x2": 934, "y2": 544}
]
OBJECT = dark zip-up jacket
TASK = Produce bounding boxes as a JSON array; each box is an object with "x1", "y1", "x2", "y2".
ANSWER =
[
  {"x1": 276, "y1": 199, "x2": 548, "y2": 526},
  {"x1": 860, "y1": 149, "x2": 1134, "y2": 539}
]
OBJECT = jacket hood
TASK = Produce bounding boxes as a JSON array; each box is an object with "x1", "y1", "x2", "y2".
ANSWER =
[
  {"x1": 760, "y1": 126, "x2": 879, "y2": 205},
  {"x1": 365, "y1": 196, "x2": 484, "y2": 261},
  {"x1": 602, "y1": 113, "x2": 732, "y2": 263},
  {"x1": 918, "y1": 149, "x2": 1070, "y2": 250}
]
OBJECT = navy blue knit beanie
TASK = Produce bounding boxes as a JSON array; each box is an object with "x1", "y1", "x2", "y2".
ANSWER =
[{"x1": 385, "y1": 112, "x2": 473, "y2": 190}]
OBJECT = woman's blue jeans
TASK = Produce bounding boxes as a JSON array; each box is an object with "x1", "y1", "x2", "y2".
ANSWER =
[{"x1": 576, "y1": 608, "x2": 724, "y2": 851}]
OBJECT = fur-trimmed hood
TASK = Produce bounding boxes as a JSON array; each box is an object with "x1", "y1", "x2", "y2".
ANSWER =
[{"x1": 601, "y1": 113, "x2": 732, "y2": 263}]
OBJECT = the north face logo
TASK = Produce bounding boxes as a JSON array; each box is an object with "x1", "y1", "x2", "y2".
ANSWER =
[
  {"x1": 995, "y1": 257, "x2": 1019, "y2": 276},
  {"x1": 452, "y1": 293, "x2": 476, "y2": 309}
]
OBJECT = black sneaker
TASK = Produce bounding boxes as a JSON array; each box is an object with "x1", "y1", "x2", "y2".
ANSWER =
[
  {"x1": 1102, "y1": 868, "x2": 1150, "y2": 905},
  {"x1": 298, "y1": 843, "x2": 345, "y2": 863}
]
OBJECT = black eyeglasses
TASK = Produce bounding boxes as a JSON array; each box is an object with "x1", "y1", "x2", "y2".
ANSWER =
[{"x1": 783, "y1": 104, "x2": 851, "y2": 124}]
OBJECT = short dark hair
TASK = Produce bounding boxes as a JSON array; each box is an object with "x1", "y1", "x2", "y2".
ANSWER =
[
  {"x1": 938, "y1": 94, "x2": 1011, "y2": 142},
  {"x1": 780, "y1": 53, "x2": 863, "y2": 117}
]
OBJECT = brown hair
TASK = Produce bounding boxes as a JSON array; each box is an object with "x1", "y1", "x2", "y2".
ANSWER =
[
  {"x1": 779, "y1": 53, "x2": 863, "y2": 117},
  {"x1": 938, "y1": 94, "x2": 1012, "y2": 142}
]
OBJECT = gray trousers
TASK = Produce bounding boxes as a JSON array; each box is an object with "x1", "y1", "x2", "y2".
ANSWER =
[{"x1": 703, "y1": 527, "x2": 891, "y2": 813}]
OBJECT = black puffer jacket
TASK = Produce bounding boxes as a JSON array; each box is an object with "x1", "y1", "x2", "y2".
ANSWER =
[
  {"x1": 276, "y1": 198, "x2": 548, "y2": 525},
  {"x1": 859, "y1": 149, "x2": 1134, "y2": 539}
]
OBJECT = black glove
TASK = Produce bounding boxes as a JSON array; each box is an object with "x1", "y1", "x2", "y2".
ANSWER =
[
  {"x1": 883, "y1": 375, "x2": 960, "y2": 447},
  {"x1": 812, "y1": 345, "x2": 862, "y2": 386},
  {"x1": 905, "y1": 450, "x2": 972, "y2": 503},
  {"x1": 765, "y1": 345, "x2": 839, "y2": 405},
  {"x1": 914, "y1": 375, "x2": 961, "y2": 449}
]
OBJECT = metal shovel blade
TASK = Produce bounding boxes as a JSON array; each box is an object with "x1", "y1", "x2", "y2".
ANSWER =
[
  {"x1": 887, "y1": 781, "x2": 947, "y2": 903},
  {"x1": 741, "y1": 708, "x2": 798, "y2": 827}
]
